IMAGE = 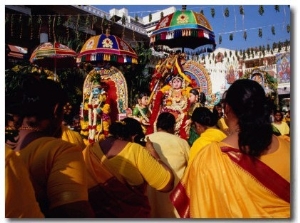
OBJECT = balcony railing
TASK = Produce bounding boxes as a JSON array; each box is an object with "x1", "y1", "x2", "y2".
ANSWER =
[{"x1": 73, "y1": 5, "x2": 147, "y2": 35}]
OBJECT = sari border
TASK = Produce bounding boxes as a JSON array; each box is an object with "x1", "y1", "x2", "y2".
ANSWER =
[
  {"x1": 221, "y1": 146, "x2": 290, "y2": 203},
  {"x1": 169, "y1": 181, "x2": 190, "y2": 218}
]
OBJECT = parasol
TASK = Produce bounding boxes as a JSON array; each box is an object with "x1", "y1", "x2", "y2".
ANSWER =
[
  {"x1": 29, "y1": 42, "x2": 77, "y2": 80},
  {"x1": 150, "y1": 9, "x2": 216, "y2": 51},
  {"x1": 77, "y1": 33, "x2": 138, "y2": 64}
]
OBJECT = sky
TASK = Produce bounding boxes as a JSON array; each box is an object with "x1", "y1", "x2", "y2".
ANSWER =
[{"x1": 93, "y1": 5, "x2": 291, "y2": 51}]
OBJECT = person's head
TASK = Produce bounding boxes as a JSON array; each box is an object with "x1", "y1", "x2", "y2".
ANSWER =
[
  {"x1": 223, "y1": 79, "x2": 273, "y2": 157},
  {"x1": 274, "y1": 110, "x2": 284, "y2": 122},
  {"x1": 170, "y1": 75, "x2": 183, "y2": 89},
  {"x1": 109, "y1": 117, "x2": 145, "y2": 146},
  {"x1": 91, "y1": 82, "x2": 103, "y2": 97},
  {"x1": 213, "y1": 103, "x2": 223, "y2": 118},
  {"x1": 199, "y1": 92, "x2": 206, "y2": 105},
  {"x1": 8, "y1": 74, "x2": 68, "y2": 138},
  {"x1": 156, "y1": 112, "x2": 176, "y2": 134},
  {"x1": 136, "y1": 92, "x2": 149, "y2": 107},
  {"x1": 189, "y1": 88, "x2": 199, "y2": 104},
  {"x1": 191, "y1": 107, "x2": 218, "y2": 135}
]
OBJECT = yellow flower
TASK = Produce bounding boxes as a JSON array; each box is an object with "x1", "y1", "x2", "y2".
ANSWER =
[
  {"x1": 80, "y1": 120, "x2": 89, "y2": 130},
  {"x1": 103, "y1": 121, "x2": 110, "y2": 132},
  {"x1": 84, "y1": 102, "x2": 89, "y2": 110},
  {"x1": 166, "y1": 99, "x2": 172, "y2": 106},
  {"x1": 102, "y1": 104, "x2": 111, "y2": 114}
]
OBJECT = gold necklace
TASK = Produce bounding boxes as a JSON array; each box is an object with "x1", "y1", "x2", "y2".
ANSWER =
[{"x1": 19, "y1": 125, "x2": 41, "y2": 132}]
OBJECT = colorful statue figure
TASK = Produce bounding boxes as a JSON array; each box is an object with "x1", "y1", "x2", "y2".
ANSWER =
[
  {"x1": 80, "y1": 81, "x2": 111, "y2": 144},
  {"x1": 132, "y1": 92, "x2": 150, "y2": 133},
  {"x1": 147, "y1": 74, "x2": 192, "y2": 140}
]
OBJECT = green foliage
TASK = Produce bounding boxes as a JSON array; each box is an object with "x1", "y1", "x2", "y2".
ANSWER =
[
  {"x1": 124, "y1": 42, "x2": 152, "y2": 107},
  {"x1": 5, "y1": 63, "x2": 86, "y2": 124}
]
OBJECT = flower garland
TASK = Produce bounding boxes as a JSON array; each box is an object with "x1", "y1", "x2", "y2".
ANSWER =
[{"x1": 87, "y1": 91, "x2": 103, "y2": 143}]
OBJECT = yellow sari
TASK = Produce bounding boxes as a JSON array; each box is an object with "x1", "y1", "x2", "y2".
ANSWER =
[
  {"x1": 61, "y1": 125, "x2": 86, "y2": 149},
  {"x1": 5, "y1": 146, "x2": 44, "y2": 218},
  {"x1": 189, "y1": 128, "x2": 226, "y2": 163},
  {"x1": 171, "y1": 137, "x2": 290, "y2": 218},
  {"x1": 82, "y1": 142, "x2": 153, "y2": 217}
]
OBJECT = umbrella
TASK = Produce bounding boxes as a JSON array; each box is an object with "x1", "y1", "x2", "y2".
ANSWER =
[
  {"x1": 150, "y1": 9, "x2": 216, "y2": 51},
  {"x1": 29, "y1": 42, "x2": 77, "y2": 80},
  {"x1": 77, "y1": 33, "x2": 138, "y2": 64}
]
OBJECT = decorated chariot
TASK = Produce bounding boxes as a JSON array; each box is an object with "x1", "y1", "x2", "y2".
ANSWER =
[
  {"x1": 146, "y1": 8, "x2": 217, "y2": 140},
  {"x1": 77, "y1": 32, "x2": 137, "y2": 144}
]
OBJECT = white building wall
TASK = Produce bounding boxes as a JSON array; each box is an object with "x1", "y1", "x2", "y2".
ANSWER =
[{"x1": 198, "y1": 47, "x2": 290, "y2": 95}]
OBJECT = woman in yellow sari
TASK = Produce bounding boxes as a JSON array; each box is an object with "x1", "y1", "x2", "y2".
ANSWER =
[
  {"x1": 83, "y1": 117, "x2": 174, "y2": 218},
  {"x1": 61, "y1": 124, "x2": 86, "y2": 149},
  {"x1": 188, "y1": 107, "x2": 227, "y2": 163},
  {"x1": 5, "y1": 146, "x2": 44, "y2": 218},
  {"x1": 6, "y1": 75, "x2": 94, "y2": 218},
  {"x1": 170, "y1": 79, "x2": 290, "y2": 218}
]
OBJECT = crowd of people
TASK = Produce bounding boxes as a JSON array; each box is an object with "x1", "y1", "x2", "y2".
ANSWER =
[{"x1": 5, "y1": 70, "x2": 290, "y2": 218}]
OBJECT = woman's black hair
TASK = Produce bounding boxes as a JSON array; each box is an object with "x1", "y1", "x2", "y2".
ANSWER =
[
  {"x1": 191, "y1": 107, "x2": 218, "y2": 127},
  {"x1": 189, "y1": 88, "x2": 199, "y2": 97},
  {"x1": 224, "y1": 79, "x2": 273, "y2": 157},
  {"x1": 109, "y1": 117, "x2": 146, "y2": 146},
  {"x1": 212, "y1": 103, "x2": 223, "y2": 119},
  {"x1": 199, "y1": 92, "x2": 206, "y2": 105},
  {"x1": 189, "y1": 89, "x2": 206, "y2": 105},
  {"x1": 156, "y1": 112, "x2": 176, "y2": 132},
  {"x1": 7, "y1": 74, "x2": 68, "y2": 121}
]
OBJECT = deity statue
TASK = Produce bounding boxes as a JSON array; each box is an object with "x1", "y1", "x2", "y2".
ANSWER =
[
  {"x1": 131, "y1": 92, "x2": 151, "y2": 133},
  {"x1": 80, "y1": 81, "x2": 111, "y2": 144},
  {"x1": 147, "y1": 74, "x2": 192, "y2": 140}
]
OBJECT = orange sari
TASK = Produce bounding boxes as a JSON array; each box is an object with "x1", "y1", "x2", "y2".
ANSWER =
[{"x1": 170, "y1": 139, "x2": 290, "y2": 218}]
